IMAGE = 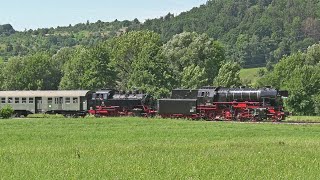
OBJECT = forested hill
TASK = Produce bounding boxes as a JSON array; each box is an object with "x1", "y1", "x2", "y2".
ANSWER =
[
  {"x1": 1, "y1": 0, "x2": 320, "y2": 67},
  {"x1": 0, "y1": 19, "x2": 140, "y2": 61},
  {"x1": 139, "y1": 0, "x2": 320, "y2": 67}
]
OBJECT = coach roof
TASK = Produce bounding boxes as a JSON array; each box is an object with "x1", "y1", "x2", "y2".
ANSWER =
[{"x1": 0, "y1": 90, "x2": 91, "y2": 97}]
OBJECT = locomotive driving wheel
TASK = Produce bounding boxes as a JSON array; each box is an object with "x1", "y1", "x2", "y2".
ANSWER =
[{"x1": 207, "y1": 112, "x2": 215, "y2": 121}]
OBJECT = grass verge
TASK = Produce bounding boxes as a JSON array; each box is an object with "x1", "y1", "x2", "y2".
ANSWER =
[{"x1": 286, "y1": 116, "x2": 320, "y2": 122}]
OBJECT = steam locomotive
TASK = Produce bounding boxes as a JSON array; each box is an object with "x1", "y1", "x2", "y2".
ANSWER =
[
  {"x1": 88, "y1": 89, "x2": 156, "y2": 117},
  {"x1": 89, "y1": 87, "x2": 288, "y2": 121},
  {"x1": 158, "y1": 87, "x2": 288, "y2": 121}
]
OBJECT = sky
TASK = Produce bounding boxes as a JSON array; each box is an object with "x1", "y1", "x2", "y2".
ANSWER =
[{"x1": 0, "y1": 0, "x2": 207, "y2": 31}]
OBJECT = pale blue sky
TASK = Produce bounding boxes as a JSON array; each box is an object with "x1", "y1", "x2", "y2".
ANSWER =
[{"x1": 0, "y1": 0, "x2": 207, "y2": 31}]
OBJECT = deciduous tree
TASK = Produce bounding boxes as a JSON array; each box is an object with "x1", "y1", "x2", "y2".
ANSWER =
[
  {"x1": 159, "y1": 32, "x2": 225, "y2": 88},
  {"x1": 59, "y1": 45, "x2": 116, "y2": 90},
  {"x1": 214, "y1": 62, "x2": 242, "y2": 88},
  {"x1": 107, "y1": 31, "x2": 172, "y2": 97}
]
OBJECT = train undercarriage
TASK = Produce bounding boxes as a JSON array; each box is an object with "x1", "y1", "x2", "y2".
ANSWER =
[{"x1": 88, "y1": 105, "x2": 157, "y2": 117}]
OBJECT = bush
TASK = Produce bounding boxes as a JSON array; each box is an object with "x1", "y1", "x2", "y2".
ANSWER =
[{"x1": 0, "y1": 105, "x2": 14, "y2": 119}]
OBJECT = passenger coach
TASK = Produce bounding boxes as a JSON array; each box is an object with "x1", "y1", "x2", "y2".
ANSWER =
[{"x1": 0, "y1": 90, "x2": 92, "y2": 117}]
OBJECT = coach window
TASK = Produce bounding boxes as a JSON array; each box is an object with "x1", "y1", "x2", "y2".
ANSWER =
[
  {"x1": 73, "y1": 97, "x2": 78, "y2": 103},
  {"x1": 22, "y1": 98, "x2": 27, "y2": 103},
  {"x1": 29, "y1": 98, "x2": 34, "y2": 104},
  {"x1": 1, "y1": 98, "x2": 5, "y2": 103},
  {"x1": 201, "y1": 92, "x2": 205, "y2": 97},
  {"x1": 48, "y1": 98, "x2": 53, "y2": 104},
  {"x1": 8, "y1": 97, "x2": 13, "y2": 103},
  {"x1": 65, "y1": 97, "x2": 71, "y2": 104},
  {"x1": 15, "y1": 97, "x2": 19, "y2": 103}
]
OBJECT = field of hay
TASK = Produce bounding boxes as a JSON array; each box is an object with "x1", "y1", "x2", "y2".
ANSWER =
[{"x1": 0, "y1": 117, "x2": 319, "y2": 179}]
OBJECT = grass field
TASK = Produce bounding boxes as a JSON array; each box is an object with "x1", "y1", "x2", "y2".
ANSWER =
[
  {"x1": 1, "y1": 117, "x2": 320, "y2": 179},
  {"x1": 239, "y1": 67, "x2": 265, "y2": 86},
  {"x1": 286, "y1": 116, "x2": 320, "y2": 122}
]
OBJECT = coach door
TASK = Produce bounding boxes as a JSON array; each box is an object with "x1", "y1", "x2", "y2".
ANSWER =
[
  {"x1": 35, "y1": 97, "x2": 42, "y2": 113},
  {"x1": 47, "y1": 97, "x2": 53, "y2": 111},
  {"x1": 54, "y1": 97, "x2": 63, "y2": 110},
  {"x1": 80, "y1": 96, "x2": 87, "y2": 111}
]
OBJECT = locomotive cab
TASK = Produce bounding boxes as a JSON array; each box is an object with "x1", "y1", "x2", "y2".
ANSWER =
[
  {"x1": 197, "y1": 87, "x2": 216, "y2": 105},
  {"x1": 91, "y1": 89, "x2": 115, "y2": 107},
  {"x1": 171, "y1": 89, "x2": 198, "y2": 99}
]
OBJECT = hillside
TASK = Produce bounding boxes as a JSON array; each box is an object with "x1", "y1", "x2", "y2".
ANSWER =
[
  {"x1": 1, "y1": 0, "x2": 319, "y2": 67},
  {"x1": 139, "y1": 0, "x2": 320, "y2": 67},
  {"x1": 0, "y1": 19, "x2": 140, "y2": 61}
]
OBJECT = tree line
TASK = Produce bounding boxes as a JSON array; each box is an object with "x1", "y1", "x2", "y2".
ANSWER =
[{"x1": 0, "y1": 31, "x2": 240, "y2": 98}]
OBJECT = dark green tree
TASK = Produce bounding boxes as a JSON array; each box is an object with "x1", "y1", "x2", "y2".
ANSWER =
[
  {"x1": 214, "y1": 62, "x2": 242, "y2": 87},
  {"x1": 59, "y1": 45, "x2": 116, "y2": 90},
  {"x1": 283, "y1": 65, "x2": 320, "y2": 115},
  {"x1": 257, "y1": 43, "x2": 320, "y2": 115},
  {"x1": 181, "y1": 65, "x2": 207, "y2": 89},
  {"x1": 0, "y1": 58, "x2": 4, "y2": 90},
  {"x1": 2, "y1": 52, "x2": 58, "y2": 90},
  {"x1": 159, "y1": 32, "x2": 225, "y2": 88},
  {"x1": 107, "y1": 31, "x2": 167, "y2": 94}
]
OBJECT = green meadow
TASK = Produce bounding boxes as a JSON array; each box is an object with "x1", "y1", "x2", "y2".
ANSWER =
[
  {"x1": 239, "y1": 67, "x2": 264, "y2": 86},
  {"x1": 0, "y1": 117, "x2": 319, "y2": 179}
]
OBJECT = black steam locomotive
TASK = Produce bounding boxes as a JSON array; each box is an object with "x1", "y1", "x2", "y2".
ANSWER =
[
  {"x1": 88, "y1": 89, "x2": 156, "y2": 117},
  {"x1": 157, "y1": 87, "x2": 288, "y2": 121}
]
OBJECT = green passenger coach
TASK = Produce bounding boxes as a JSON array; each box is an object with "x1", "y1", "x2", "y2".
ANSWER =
[{"x1": 0, "y1": 90, "x2": 92, "y2": 117}]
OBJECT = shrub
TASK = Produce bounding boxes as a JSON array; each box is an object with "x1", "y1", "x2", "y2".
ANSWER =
[{"x1": 0, "y1": 105, "x2": 14, "y2": 119}]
